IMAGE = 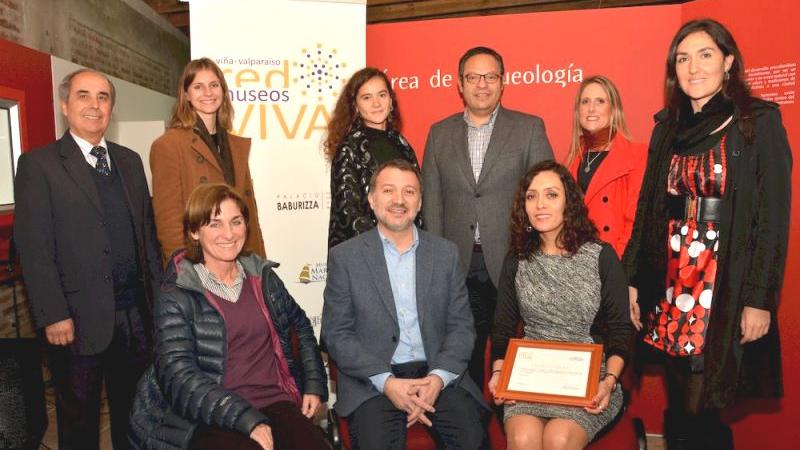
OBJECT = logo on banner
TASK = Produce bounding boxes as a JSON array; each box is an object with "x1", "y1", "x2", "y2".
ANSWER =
[
  {"x1": 298, "y1": 262, "x2": 327, "y2": 284},
  {"x1": 275, "y1": 190, "x2": 331, "y2": 212},
  {"x1": 294, "y1": 44, "x2": 347, "y2": 102},
  {"x1": 219, "y1": 44, "x2": 347, "y2": 140}
]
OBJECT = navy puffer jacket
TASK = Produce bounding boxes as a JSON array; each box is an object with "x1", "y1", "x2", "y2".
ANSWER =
[{"x1": 129, "y1": 252, "x2": 327, "y2": 449}]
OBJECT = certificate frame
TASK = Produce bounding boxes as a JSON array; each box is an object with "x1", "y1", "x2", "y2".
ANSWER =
[{"x1": 495, "y1": 339, "x2": 603, "y2": 407}]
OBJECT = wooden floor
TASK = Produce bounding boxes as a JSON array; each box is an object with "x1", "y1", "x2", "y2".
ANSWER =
[{"x1": 40, "y1": 387, "x2": 666, "y2": 449}]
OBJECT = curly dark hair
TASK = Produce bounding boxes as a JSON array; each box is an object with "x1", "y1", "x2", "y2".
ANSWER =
[
  {"x1": 324, "y1": 67, "x2": 402, "y2": 162},
  {"x1": 509, "y1": 160, "x2": 597, "y2": 259}
]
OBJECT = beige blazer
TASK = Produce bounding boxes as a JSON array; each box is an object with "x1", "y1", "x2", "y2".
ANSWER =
[{"x1": 150, "y1": 127, "x2": 266, "y2": 264}]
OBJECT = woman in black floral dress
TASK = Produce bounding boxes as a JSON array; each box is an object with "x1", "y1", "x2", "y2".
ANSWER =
[
  {"x1": 325, "y1": 68, "x2": 421, "y2": 249},
  {"x1": 624, "y1": 19, "x2": 791, "y2": 450}
]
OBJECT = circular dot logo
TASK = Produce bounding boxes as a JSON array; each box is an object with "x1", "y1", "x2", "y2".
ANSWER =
[{"x1": 293, "y1": 43, "x2": 348, "y2": 102}]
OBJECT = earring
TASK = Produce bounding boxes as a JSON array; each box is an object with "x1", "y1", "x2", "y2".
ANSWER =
[
  {"x1": 724, "y1": 71, "x2": 730, "y2": 81},
  {"x1": 526, "y1": 225, "x2": 533, "y2": 232}
]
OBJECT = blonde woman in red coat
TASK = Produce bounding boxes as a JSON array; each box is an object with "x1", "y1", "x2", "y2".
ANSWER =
[{"x1": 566, "y1": 75, "x2": 646, "y2": 259}]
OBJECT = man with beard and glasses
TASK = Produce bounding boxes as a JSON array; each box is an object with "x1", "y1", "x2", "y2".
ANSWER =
[{"x1": 323, "y1": 159, "x2": 488, "y2": 449}]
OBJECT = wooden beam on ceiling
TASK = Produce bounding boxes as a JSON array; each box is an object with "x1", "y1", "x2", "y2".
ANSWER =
[
  {"x1": 140, "y1": 0, "x2": 689, "y2": 37},
  {"x1": 366, "y1": 0, "x2": 687, "y2": 23}
]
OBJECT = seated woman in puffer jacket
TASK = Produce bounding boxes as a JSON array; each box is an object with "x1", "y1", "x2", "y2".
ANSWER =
[{"x1": 129, "y1": 183, "x2": 330, "y2": 450}]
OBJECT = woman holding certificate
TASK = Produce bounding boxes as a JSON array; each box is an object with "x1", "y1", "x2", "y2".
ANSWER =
[{"x1": 489, "y1": 161, "x2": 633, "y2": 449}]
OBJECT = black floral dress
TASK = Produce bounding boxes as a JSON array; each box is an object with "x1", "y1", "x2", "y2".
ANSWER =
[{"x1": 327, "y1": 126, "x2": 421, "y2": 249}]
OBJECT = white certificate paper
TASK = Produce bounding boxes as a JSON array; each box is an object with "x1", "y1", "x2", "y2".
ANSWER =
[{"x1": 506, "y1": 347, "x2": 592, "y2": 397}]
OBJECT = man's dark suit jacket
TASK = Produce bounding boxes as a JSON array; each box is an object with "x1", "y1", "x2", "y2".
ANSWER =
[
  {"x1": 14, "y1": 131, "x2": 161, "y2": 355},
  {"x1": 322, "y1": 228, "x2": 485, "y2": 417},
  {"x1": 422, "y1": 106, "x2": 553, "y2": 286}
]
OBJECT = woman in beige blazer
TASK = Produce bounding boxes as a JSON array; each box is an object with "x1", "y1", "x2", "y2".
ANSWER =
[{"x1": 150, "y1": 58, "x2": 265, "y2": 263}]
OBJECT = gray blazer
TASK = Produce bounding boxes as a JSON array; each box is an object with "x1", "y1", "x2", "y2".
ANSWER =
[
  {"x1": 322, "y1": 228, "x2": 484, "y2": 417},
  {"x1": 422, "y1": 106, "x2": 553, "y2": 285}
]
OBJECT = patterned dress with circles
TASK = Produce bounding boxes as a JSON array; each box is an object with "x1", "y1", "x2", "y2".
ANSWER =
[
  {"x1": 644, "y1": 134, "x2": 728, "y2": 356},
  {"x1": 505, "y1": 242, "x2": 623, "y2": 439}
]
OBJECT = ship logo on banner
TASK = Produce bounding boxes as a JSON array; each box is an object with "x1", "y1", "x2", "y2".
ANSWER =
[{"x1": 298, "y1": 262, "x2": 327, "y2": 284}]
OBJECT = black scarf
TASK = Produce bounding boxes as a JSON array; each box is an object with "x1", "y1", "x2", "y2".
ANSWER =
[
  {"x1": 194, "y1": 118, "x2": 235, "y2": 185},
  {"x1": 674, "y1": 92, "x2": 734, "y2": 151}
]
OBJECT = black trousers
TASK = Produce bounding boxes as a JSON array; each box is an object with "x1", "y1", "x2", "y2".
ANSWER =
[
  {"x1": 46, "y1": 307, "x2": 150, "y2": 450},
  {"x1": 465, "y1": 248, "x2": 497, "y2": 390},
  {"x1": 348, "y1": 362, "x2": 487, "y2": 450}
]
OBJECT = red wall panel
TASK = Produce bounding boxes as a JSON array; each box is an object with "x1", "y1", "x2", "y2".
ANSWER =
[
  {"x1": 0, "y1": 38, "x2": 55, "y2": 150},
  {"x1": 367, "y1": 5, "x2": 681, "y2": 162},
  {"x1": 0, "y1": 39, "x2": 55, "y2": 251}
]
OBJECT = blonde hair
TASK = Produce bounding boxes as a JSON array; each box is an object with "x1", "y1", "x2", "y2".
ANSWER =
[
  {"x1": 169, "y1": 58, "x2": 234, "y2": 130},
  {"x1": 566, "y1": 75, "x2": 631, "y2": 167}
]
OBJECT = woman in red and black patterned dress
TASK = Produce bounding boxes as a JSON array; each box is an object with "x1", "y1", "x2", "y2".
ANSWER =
[{"x1": 623, "y1": 19, "x2": 791, "y2": 450}]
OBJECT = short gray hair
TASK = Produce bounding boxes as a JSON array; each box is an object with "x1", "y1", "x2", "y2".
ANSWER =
[{"x1": 58, "y1": 69, "x2": 116, "y2": 107}]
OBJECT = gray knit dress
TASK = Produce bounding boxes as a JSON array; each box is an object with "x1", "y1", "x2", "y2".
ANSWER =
[{"x1": 503, "y1": 242, "x2": 623, "y2": 439}]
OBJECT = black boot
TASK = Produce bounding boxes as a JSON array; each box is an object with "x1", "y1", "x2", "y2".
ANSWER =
[
  {"x1": 664, "y1": 410, "x2": 692, "y2": 450},
  {"x1": 693, "y1": 412, "x2": 733, "y2": 450}
]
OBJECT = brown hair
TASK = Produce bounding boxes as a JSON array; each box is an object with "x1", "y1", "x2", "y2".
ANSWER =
[
  {"x1": 324, "y1": 67, "x2": 401, "y2": 162},
  {"x1": 183, "y1": 183, "x2": 249, "y2": 263},
  {"x1": 509, "y1": 160, "x2": 597, "y2": 259},
  {"x1": 566, "y1": 75, "x2": 632, "y2": 167},
  {"x1": 368, "y1": 158, "x2": 422, "y2": 195},
  {"x1": 169, "y1": 58, "x2": 234, "y2": 130}
]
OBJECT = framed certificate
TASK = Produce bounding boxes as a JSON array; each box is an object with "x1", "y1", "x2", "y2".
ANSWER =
[{"x1": 495, "y1": 339, "x2": 603, "y2": 407}]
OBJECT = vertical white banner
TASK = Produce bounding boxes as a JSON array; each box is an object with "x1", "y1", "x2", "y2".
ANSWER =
[{"x1": 190, "y1": 0, "x2": 366, "y2": 335}]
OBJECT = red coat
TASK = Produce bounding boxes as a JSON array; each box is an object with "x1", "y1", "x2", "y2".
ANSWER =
[{"x1": 569, "y1": 134, "x2": 646, "y2": 258}]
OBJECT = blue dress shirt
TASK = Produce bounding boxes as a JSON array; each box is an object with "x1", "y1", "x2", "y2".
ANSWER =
[{"x1": 369, "y1": 226, "x2": 458, "y2": 392}]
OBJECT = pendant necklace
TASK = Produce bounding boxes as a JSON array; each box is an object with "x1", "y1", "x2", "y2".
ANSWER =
[
  {"x1": 584, "y1": 150, "x2": 603, "y2": 173},
  {"x1": 584, "y1": 140, "x2": 611, "y2": 173}
]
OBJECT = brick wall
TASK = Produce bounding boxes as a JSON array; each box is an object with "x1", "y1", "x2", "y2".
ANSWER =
[
  {"x1": 0, "y1": 0, "x2": 23, "y2": 43},
  {"x1": 69, "y1": 19, "x2": 172, "y2": 94},
  {"x1": 5, "y1": 0, "x2": 187, "y2": 96}
]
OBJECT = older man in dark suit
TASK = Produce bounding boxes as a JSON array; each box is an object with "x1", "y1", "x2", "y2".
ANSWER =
[
  {"x1": 14, "y1": 69, "x2": 161, "y2": 450},
  {"x1": 422, "y1": 47, "x2": 554, "y2": 390},
  {"x1": 323, "y1": 159, "x2": 487, "y2": 450}
]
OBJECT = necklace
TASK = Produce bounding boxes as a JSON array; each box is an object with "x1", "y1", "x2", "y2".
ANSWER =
[
  {"x1": 583, "y1": 128, "x2": 613, "y2": 173},
  {"x1": 584, "y1": 150, "x2": 603, "y2": 173}
]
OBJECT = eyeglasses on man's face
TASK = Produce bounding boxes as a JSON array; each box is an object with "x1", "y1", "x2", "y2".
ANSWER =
[{"x1": 463, "y1": 73, "x2": 502, "y2": 85}]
